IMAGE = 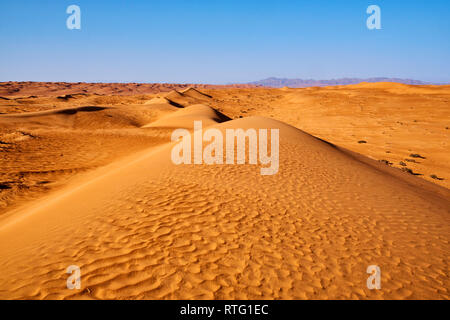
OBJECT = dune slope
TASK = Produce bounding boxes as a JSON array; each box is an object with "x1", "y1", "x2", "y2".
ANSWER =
[{"x1": 0, "y1": 114, "x2": 448, "y2": 300}]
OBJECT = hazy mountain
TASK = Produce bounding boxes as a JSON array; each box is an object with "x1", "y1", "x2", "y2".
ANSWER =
[{"x1": 246, "y1": 77, "x2": 435, "y2": 88}]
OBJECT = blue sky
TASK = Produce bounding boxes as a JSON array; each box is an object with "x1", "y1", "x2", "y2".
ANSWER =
[{"x1": 0, "y1": 0, "x2": 449, "y2": 83}]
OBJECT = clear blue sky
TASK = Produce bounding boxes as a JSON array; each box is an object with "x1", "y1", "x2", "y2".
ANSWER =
[{"x1": 0, "y1": 0, "x2": 449, "y2": 83}]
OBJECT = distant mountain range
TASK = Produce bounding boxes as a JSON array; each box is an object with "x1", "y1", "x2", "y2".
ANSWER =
[{"x1": 246, "y1": 77, "x2": 443, "y2": 88}]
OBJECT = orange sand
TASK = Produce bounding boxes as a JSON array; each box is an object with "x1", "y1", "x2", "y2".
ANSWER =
[{"x1": 0, "y1": 82, "x2": 449, "y2": 299}]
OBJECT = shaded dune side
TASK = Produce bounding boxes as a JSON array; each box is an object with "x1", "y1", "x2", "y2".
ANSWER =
[
  {"x1": 144, "y1": 97, "x2": 184, "y2": 108},
  {"x1": 180, "y1": 87, "x2": 213, "y2": 99},
  {"x1": 0, "y1": 103, "x2": 181, "y2": 129},
  {"x1": 0, "y1": 116, "x2": 448, "y2": 300},
  {"x1": 0, "y1": 106, "x2": 109, "y2": 117},
  {"x1": 142, "y1": 88, "x2": 213, "y2": 111},
  {"x1": 163, "y1": 89, "x2": 212, "y2": 106},
  {"x1": 142, "y1": 104, "x2": 231, "y2": 129}
]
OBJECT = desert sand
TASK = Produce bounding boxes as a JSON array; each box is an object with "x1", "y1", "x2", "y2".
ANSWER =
[{"x1": 0, "y1": 82, "x2": 449, "y2": 299}]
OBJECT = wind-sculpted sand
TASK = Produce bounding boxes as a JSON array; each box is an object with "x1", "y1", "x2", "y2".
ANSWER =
[{"x1": 0, "y1": 83, "x2": 449, "y2": 299}]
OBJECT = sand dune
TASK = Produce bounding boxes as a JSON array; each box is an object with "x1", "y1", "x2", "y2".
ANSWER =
[
  {"x1": 142, "y1": 104, "x2": 230, "y2": 129},
  {"x1": 202, "y1": 83, "x2": 450, "y2": 188},
  {"x1": 144, "y1": 97, "x2": 183, "y2": 108},
  {"x1": 180, "y1": 87, "x2": 213, "y2": 99},
  {"x1": 0, "y1": 83, "x2": 449, "y2": 300},
  {"x1": 0, "y1": 82, "x2": 256, "y2": 98},
  {"x1": 0, "y1": 113, "x2": 449, "y2": 299},
  {"x1": 0, "y1": 101, "x2": 176, "y2": 215},
  {"x1": 160, "y1": 89, "x2": 213, "y2": 107}
]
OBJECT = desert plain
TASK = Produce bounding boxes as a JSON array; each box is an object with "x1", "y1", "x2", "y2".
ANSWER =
[{"x1": 0, "y1": 81, "x2": 449, "y2": 299}]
